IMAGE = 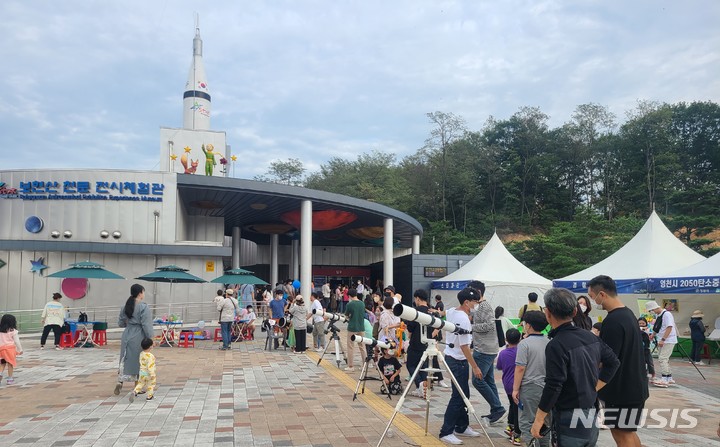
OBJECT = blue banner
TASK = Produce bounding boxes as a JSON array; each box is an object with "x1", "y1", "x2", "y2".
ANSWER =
[
  {"x1": 552, "y1": 278, "x2": 649, "y2": 294},
  {"x1": 431, "y1": 280, "x2": 470, "y2": 290},
  {"x1": 647, "y1": 276, "x2": 720, "y2": 294}
]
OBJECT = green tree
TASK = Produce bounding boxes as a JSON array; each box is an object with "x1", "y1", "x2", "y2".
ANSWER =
[{"x1": 254, "y1": 158, "x2": 306, "y2": 186}]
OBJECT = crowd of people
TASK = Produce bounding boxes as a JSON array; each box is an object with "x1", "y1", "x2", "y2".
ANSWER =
[{"x1": 1, "y1": 274, "x2": 718, "y2": 445}]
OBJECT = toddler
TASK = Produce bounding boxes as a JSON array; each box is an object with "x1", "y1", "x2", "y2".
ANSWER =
[
  {"x1": 0, "y1": 314, "x2": 24, "y2": 385},
  {"x1": 378, "y1": 346, "x2": 403, "y2": 395},
  {"x1": 131, "y1": 338, "x2": 156, "y2": 401}
]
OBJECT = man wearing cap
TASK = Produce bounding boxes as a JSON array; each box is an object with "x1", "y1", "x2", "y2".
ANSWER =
[
  {"x1": 439, "y1": 287, "x2": 484, "y2": 445},
  {"x1": 587, "y1": 275, "x2": 648, "y2": 447},
  {"x1": 467, "y1": 280, "x2": 506, "y2": 425},
  {"x1": 689, "y1": 310, "x2": 706, "y2": 365},
  {"x1": 645, "y1": 300, "x2": 678, "y2": 384},
  {"x1": 217, "y1": 289, "x2": 240, "y2": 350},
  {"x1": 41, "y1": 292, "x2": 67, "y2": 350}
]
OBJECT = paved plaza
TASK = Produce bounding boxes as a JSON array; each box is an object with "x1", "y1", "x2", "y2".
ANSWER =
[{"x1": 1, "y1": 328, "x2": 719, "y2": 447}]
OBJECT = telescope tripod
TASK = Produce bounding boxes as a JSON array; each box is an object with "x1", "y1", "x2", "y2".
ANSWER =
[
  {"x1": 354, "y1": 347, "x2": 392, "y2": 401},
  {"x1": 376, "y1": 334, "x2": 495, "y2": 447},
  {"x1": 317, "y1": 321, "x2": 347, "y2": 369}
]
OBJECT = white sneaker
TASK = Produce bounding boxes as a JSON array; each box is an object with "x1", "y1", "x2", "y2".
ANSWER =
[
  {"x1": 454, "y1": 427, "x2": 480, "y2": 437},
  {"x1": 695, "y1": 360, "x2": 705, "y2": 366},
  {"x1": 667, "y1": 377, "x2": 676, "y2": 385},
  {"x1": 316, "y1": 347, "x2": 323, "y2": 352},
  {"x1": 439, "y1": 380, "x2": 450, "y2": 388},
  {"x1": 344, "y1": 367, "x2": 355, "y2": 372},
  {"x1": 412, "y1": 387, "x2": 425, "y2": 398},
  {"x1": 440, "y1": 433, "x2": 464, "y2": 445}
]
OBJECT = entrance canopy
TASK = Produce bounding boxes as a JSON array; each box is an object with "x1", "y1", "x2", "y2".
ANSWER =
[{"x1": 553, "y1": 211, "x2": 705, "y2": 293}]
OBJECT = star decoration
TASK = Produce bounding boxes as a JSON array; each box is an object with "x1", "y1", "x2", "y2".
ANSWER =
[
  {"x1": 170, "y1": 154, "x2": 178, "y2": 161},
  {"x1": 30, "y1": 257, "x2": 48, "y2": 275},
  {"x1": 231, "y1": 155, "x2": 237, "y2": 162},
  {"x1": 184, "y1": 146, "x2": 192, "y2": 153}
]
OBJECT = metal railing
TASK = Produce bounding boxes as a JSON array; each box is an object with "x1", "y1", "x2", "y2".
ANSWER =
[{"x1": 5, "y1": 300, "x2": 271, "y2": 334}]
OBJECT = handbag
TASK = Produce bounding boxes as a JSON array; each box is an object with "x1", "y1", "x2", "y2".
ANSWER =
[
  {"x1": 495, "y1": 319, "x2": 506, "y2": 347},
  {"x1": 78, "y1": 312, "x2": 88, "y2": 323}
]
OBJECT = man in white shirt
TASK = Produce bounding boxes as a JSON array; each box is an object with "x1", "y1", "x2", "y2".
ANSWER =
[
  {"x1": 309, "y1": 292, "x2": 326, "y2": 351},
  {"x1": 646, "y1": 301, "x2": 678, "y2": 385},
  {"x1": 439, "y1": 288, "x2": 484, "y2": 445},
  {"x1": 321, "y1": 282, "x2": 332, "y2": 309}
]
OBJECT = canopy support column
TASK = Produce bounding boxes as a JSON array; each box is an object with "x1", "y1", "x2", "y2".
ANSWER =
[
  {"x1": 270, "y1": 234, "x2": 279, "y2": 289},
  {"x1": 300, "y1": 200, "x2": 313, "y2": 299},
  {"x1": 384, "y1": 218, "x2": 394, "y2": 289}
]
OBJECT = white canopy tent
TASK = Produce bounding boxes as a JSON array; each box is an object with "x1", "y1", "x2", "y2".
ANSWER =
[
  {"x1": 431, "y1": 232, "x2": 552, "y2": 317},
  {"x1": 553, "y1": 211, "x2": 705, "y2": 294},
  {"x1": 553, "y1": 211, "x2": 706, "y2": 321}
]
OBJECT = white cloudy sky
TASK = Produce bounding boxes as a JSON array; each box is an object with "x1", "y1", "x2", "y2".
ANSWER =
[{"x1": 1, "y1": 1, "x2": 718, "y2": 178}]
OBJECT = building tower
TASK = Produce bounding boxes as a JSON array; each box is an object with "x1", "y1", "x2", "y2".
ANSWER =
[{"x1": 182, "y1": 24, "x2": 211, "y2": 130}]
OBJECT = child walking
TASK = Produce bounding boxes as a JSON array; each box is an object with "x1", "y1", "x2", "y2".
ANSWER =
[
  {"x1": 0, "y1": 314, "x2": 24, "y2": 385},
  {"x1": 130, "y1": 338, "x2": 156, "y2": 401},
  {"x1": 496, "y1": 328, "x2": 522, "y2": 445}
]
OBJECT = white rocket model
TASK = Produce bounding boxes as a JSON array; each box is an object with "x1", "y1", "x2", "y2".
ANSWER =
[{"x1": 183, "y1": 25, "x2": 211, "y2": 130}]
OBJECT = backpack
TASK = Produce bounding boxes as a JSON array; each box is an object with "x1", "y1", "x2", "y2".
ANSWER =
[{"x1": 78, "y1": 312, "x2": 88, "y2": 323}]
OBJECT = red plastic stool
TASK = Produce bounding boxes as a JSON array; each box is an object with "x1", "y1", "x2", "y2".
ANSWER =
[
  {"x1": 178, "y1": 332, "x2": 195, "y2": 348},
  {"x1": 92, "y1": 330, "x2": 107, "y2": 346},
  {"x1": 214, "y1": 327, "x2": 222, "y2": 342},
  {"x1": 74, "y1": 330, "x2": 84, "y2": 344},
  {"x1": 59, "y1": 332, "x2": 74, "y2": 348}
]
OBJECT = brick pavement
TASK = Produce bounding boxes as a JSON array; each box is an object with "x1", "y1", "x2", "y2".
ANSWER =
[{"x1": 1, "y1": 329, "x2": 718, "y2": 446}]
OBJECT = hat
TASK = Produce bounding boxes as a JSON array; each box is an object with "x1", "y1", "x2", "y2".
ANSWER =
[
  {"x1": 691, "y1": 310, "x2": 704, "y2": 318},
  {"x1": 645, "y1": 301, "x2": 660, "y2": 311},
  {"x1": 225, "y1": 289, "x2": 235, "y2": 295},
  {"x1": 52, "y1": 292, "x2": 62, "y2": 300},
  {"x1": 384, "y1": 285, "x2": 395, "y2": 293},
  {"x1": 457, "y1": 287, "x2": 480, "y2": 302}
]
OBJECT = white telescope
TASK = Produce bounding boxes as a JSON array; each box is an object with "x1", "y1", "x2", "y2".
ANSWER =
[
  {"x1": 351, "y1": 335, "x2": 396, "y2": 350},
  {"x1": 312, "y1": 308, "x2": 348, "y2": 323},
  {"x1": 393, "y1": 303, "x2": 470, "y2": 335}
]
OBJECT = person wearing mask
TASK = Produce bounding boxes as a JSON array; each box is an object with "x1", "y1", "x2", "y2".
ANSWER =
[
  {"x1": 645, "y1": 300, "x2": 678, "y2": 385},
  {"x1": 588, "y1": 275, "x2": 648, "y2": 447},
  {"x1": 531, "y1": 288, "x2": 620, "y2": 446},
  {"x1": 217, "y1": 289, "x2": 240, "y2": 350},
  {"x1": 438, "y1": 287, "x2": 484, "y2": 445},
  {"x1": 572, "y1": 295, "x2": 593, "y2": 330},
  {"x1": 468, "y1": 280, "x2": 506, "y2": 425}
]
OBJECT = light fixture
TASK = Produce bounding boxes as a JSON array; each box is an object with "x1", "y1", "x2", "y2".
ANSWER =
[
  {"x1": 250, "y1": 203, "x2": 268, "y2": 210},
  {"x1": 112, "y1": 231, "x2": 122, "y2": 239},
  {"x1": 63, "y1": 230, "x2": 72, "y2": 239},
  {"x1": 50, "y1": 230, "x2": 60, "y2": 239},
  {"x1": 100, "y1": 230, "x2": 110, "y2": 239}
]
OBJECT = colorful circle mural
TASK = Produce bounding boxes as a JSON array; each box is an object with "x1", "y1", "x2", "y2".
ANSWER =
[{"x1": 280, "y1": 209, "x2": 357, "y2": 231}]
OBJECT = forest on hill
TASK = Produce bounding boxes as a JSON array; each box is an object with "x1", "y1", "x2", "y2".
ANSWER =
[{"x1": 257, "y1": 100, "x2": 720, "y2": 279}]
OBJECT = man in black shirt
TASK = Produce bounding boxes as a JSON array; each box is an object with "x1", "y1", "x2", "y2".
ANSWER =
[
  {"x1": 588, "y1": 275, "x2": 649, "y2": 447},
  {"x1": 532, "y1": 288, "x2": 620, "y2": 446}
]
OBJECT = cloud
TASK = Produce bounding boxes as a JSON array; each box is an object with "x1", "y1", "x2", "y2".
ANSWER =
[{"x1": 1, "y1": 0, "x2": 718, "y2": 177}]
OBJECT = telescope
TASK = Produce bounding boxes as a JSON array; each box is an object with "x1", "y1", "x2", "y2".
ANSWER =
[
  {"x1": 351, "y1": 335, "x2": 396, "y2": 350},
  {"x1": 393, "y1": 303, "x2": 470, "y2": 335},
  {"x1": 312, "y1": 308, "x2": 348, "y2": 323}
]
